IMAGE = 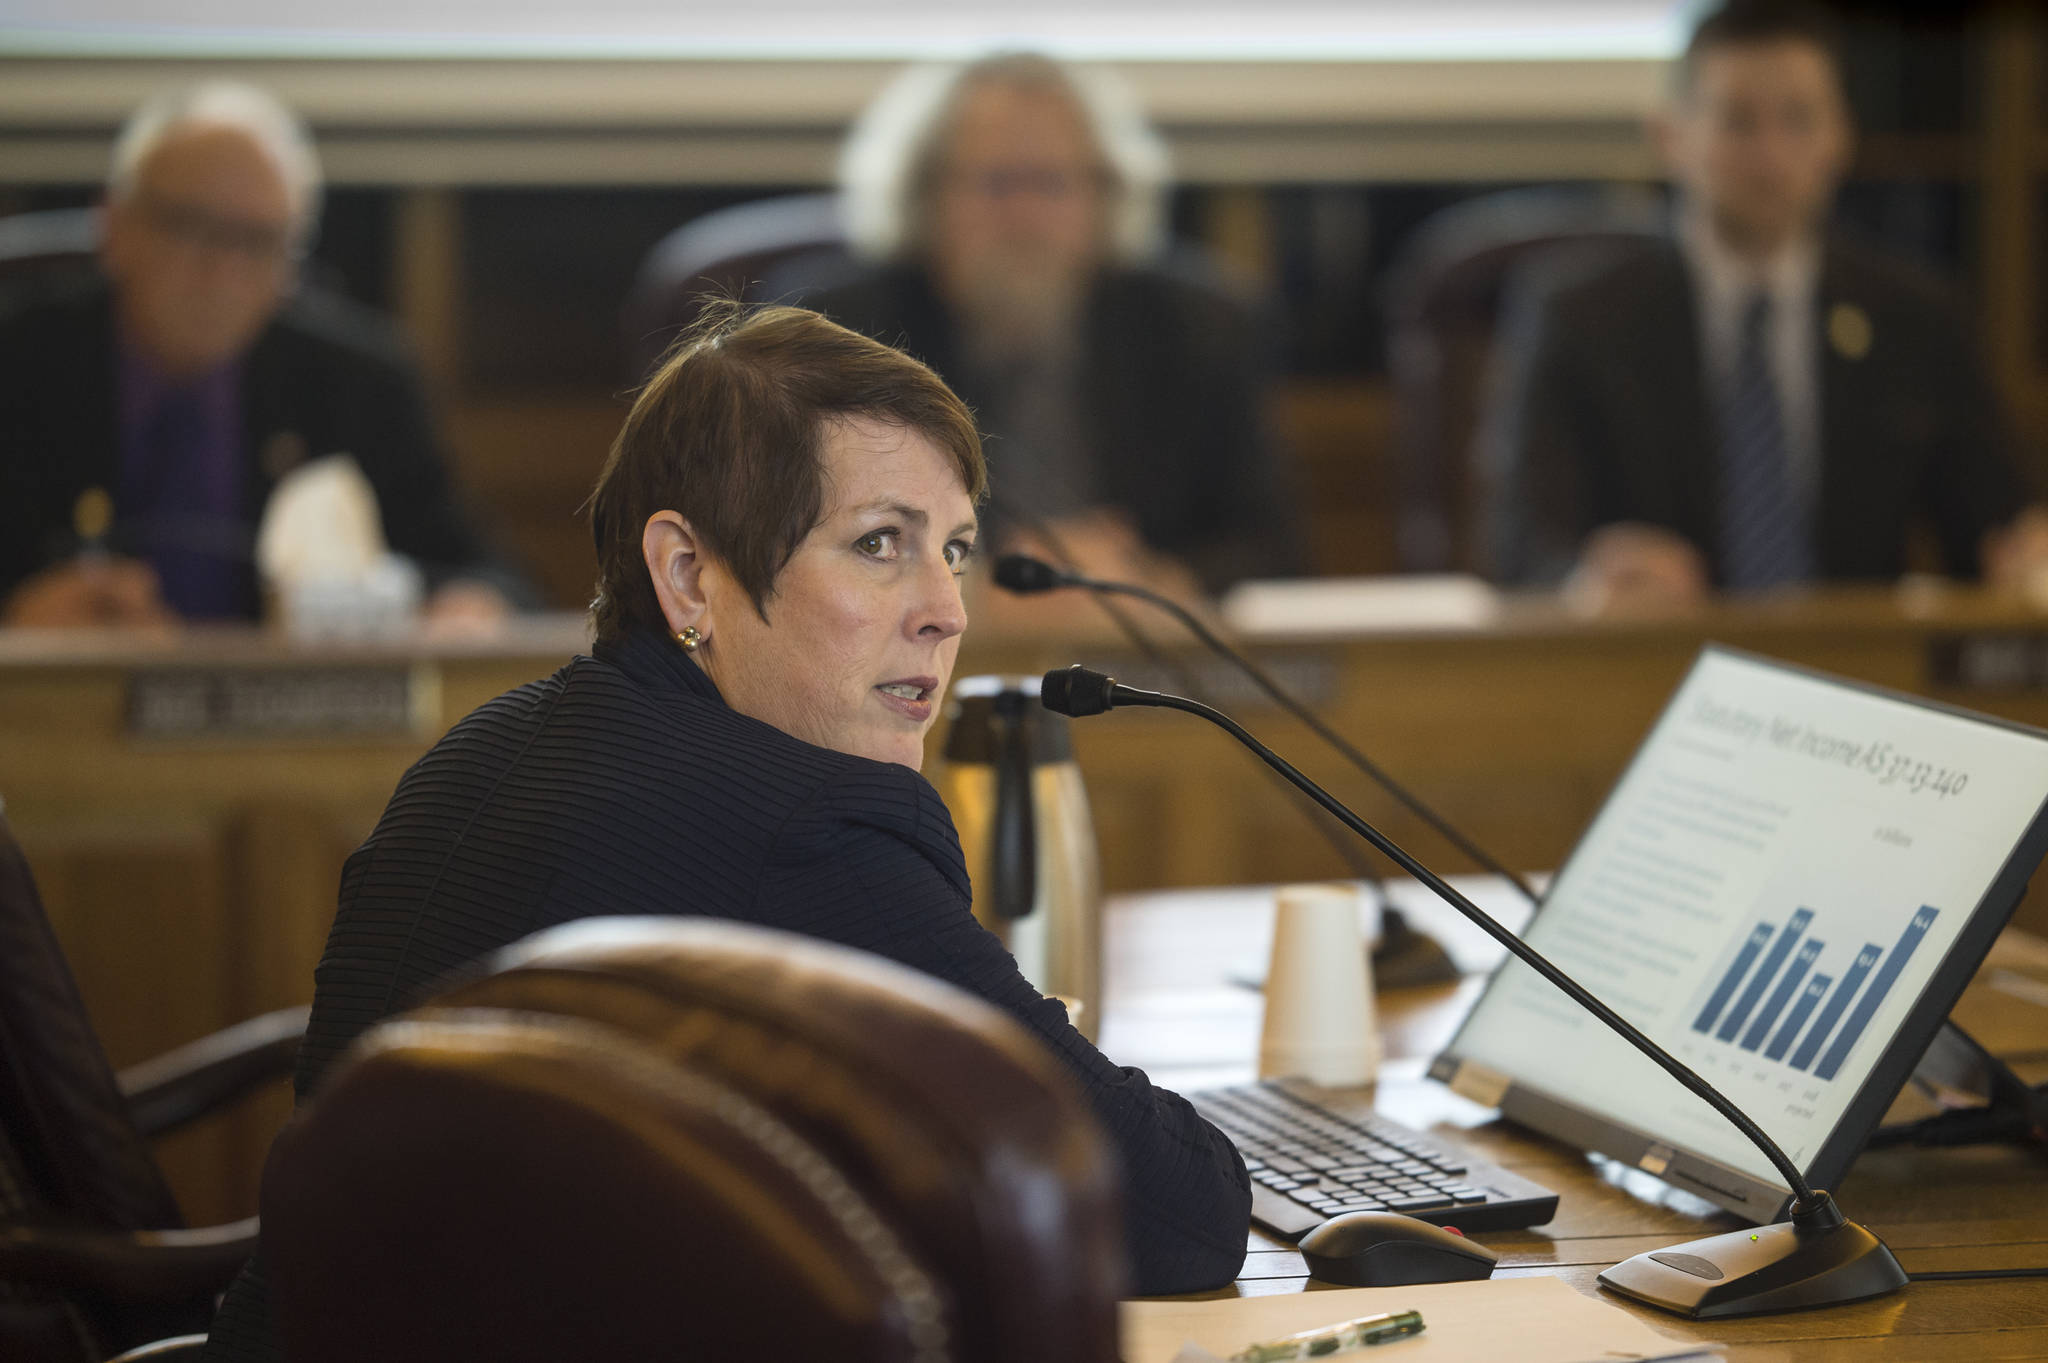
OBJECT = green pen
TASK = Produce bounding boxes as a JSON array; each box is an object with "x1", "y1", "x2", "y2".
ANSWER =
[{"x1": 1226, "y1": 1308, "x2": 1426, "y2": 1362}]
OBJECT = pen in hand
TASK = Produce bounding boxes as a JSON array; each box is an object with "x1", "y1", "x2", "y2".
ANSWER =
[{"x1": 1227, "y1": 1308, "x2": 1426, "y2": 1362}]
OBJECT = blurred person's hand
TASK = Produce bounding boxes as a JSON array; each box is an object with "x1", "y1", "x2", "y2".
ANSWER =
[
  {"x1": 1016, "y1": 509, "x2": 1203, "y2": 601},
  {"x1": 420, "y1": 579, "x2": 513, "y2": 639},
  {"x1": 1564, "y1": 523, "x2": 1710, "y2": 616},
  {"x1": 977, "y1": 508, "x2": 1207, "y2": 634},
  {"x1": 1983, "y1": 506, "x2": 2048, "y2": 602},
  {"x1": 2, "y1": 556, "x2": 178, "y2": 628}
]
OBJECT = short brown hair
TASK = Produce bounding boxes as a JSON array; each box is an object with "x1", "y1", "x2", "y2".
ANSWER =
[
  {"x1": 1679, "y1": 1, "x2": 1846, "y2": 96},
  {"x1": 587, "y1": 302, "x2": 986, "y2": 644}
]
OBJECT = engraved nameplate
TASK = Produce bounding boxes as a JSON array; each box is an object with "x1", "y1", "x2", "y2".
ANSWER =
[{"x1": 127, "y1": 666, "x2": 433, "y2": 740}]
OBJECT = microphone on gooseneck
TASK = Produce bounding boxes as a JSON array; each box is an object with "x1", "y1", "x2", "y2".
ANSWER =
[
  {"x1": 1040, "y1": 664, "x2": 1908, "y2": 1318},
  {"x1": 981, "y1": 505, "x2": 1206, "y2": 715},
  {"x1": 982, "y1": 505, "x2": 1395, "y2": 893},
  {"x1": 991, "y1": 554, "x2": 1067, "y2": 594},
  {"x1": 1000, "y1": 554, "x2": 1542, "y2": 907}
]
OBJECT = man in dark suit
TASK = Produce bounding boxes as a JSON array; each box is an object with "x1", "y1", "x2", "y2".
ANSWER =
[
  {"x1": 1485, "y1": 0, "x2": 2048, "y2": 607},
  {"x1": 788, "y1": 53, "x2": 1301, "y2": 599},
  {"x1": 1, "y1": 82, "x2": 519, "y2": 627}
]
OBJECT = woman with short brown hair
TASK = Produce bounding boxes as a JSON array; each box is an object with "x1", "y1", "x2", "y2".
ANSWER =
[{"x1": 201, "y1": 304, "x2": 1250, "y2": 1362}]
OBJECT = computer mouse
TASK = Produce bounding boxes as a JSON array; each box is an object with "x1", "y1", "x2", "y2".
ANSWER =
[{"x1": 1298, "y1": 1211, "x2": 1500, "y2": 1287}]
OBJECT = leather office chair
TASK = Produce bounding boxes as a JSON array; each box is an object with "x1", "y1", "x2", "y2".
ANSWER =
[
  {"x1": 0, "y1": 814, "x2": 307, "y2": 1363},
  {"x1": 262, "y1": 917, "x2": 1125, "y2": 1363},
  {"x1": 1385, "y1": 186, "x2": 1663, "y2": 574},
  {"x1": 0, "y1": 207, "x2": 100, "y2": 289},
  {"x1": 0, "y1": 205, "x2": 347, "y2": 302},
  {"x1": 620, "y1": 191, "x2": 850, "y2": 380}
]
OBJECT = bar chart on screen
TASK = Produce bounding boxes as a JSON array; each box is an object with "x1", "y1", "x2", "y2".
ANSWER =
[
  {"x1": 1683, "y1": 902, "x2": 1940, "y2": 1085},
  {"x1": 1445, "y1": 649, "x2": 2048, "y2": 1197}
]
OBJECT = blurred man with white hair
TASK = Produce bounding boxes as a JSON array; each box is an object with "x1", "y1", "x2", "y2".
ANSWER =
[
  {"x1": 0, "y1": 81, "x2": 519, "y2": 626},
  {"x1": 792, "y1": 52, "x2": 1302, "y2": 595}
]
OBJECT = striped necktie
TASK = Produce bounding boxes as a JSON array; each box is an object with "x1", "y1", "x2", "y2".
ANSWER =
[{"x1": 1716, "y1": 291, "x2": 1814, "y2": 591}]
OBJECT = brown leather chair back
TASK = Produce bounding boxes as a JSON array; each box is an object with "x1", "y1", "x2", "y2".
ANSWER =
[
  {"x1": 1386, "y1": 187, "x2": 1663, "y2": 574},
  {"x1": 0, "y1": 816, "x2": 203, "y2": 1362},
  {"x1": 261, "y1": 918, "x2": 1125, "y2": 1363}
]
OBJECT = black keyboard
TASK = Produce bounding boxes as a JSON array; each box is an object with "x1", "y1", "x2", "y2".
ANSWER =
[{"x1": 1192, "y1": 1080, "x2": 1560, "y2": 1240}]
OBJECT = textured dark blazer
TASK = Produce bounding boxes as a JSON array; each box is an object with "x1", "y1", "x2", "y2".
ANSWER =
[
  {"x1": 201, "y1": 627, "x2": 1251, "y2": 1360},
  {"x1": 783, "y1": 258, "x2": 1305, "y2": 593},
  {"x1": 0, "y1": 274, "x2": 522, "y2": 610},
  {"x1": 1485, "y1": 233, "x2": 2029, "y2": 585}
]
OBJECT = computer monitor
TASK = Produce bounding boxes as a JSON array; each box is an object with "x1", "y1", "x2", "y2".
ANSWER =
[{"x1": 1431, "y1": 646, "x2": 2048, "y2": 1222}]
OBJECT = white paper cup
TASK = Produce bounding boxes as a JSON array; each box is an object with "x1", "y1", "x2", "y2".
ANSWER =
[{"x1": 1259, "y1": 883, "x2": 1381, "y2": 1086}]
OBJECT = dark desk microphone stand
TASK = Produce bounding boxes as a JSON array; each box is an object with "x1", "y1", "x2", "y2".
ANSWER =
[
  {"x1": 1039, "y1": 663, "x2": 1911, "y2": 1319},
  {"x1": 993, "y1": 552, "x2": 1498, "y2": 988},
  {"x1": 991, "y1": 553, "x2": 1542, "y2": 906}
]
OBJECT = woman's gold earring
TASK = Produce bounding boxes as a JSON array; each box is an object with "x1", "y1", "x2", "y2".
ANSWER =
[{"x1": 677, "y1": 626, "x2": 702, "y2": 653}]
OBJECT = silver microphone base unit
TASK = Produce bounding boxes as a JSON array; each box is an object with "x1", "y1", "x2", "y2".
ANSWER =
[{"x1": 1597, "y1": 1192, "x2": 1907, "y2": 1318}]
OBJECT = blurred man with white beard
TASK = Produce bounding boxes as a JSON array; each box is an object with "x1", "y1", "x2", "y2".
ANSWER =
[{"x1": 789, "y1": 53, "x2": 1303, "y2": 598}]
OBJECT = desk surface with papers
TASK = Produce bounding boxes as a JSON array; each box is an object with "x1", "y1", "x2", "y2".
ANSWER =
[{"x1": 1104, "y1": 880, "x2": 2048, "y2": 1363}]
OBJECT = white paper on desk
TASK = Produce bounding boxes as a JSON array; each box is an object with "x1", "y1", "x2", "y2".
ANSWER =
[
  {"x1": 254, "y1": 454, "x2": 422, "y2": 638},
  {"x1": 255, "y1": 454, "x2": 387, "y2": 585},
  {"x1": 1219, "y1": 575, "x2": 1500, "y2": 637},
  {"x1": 1122, "y1": 1276, "x2": 1716, "y2": 1363}
]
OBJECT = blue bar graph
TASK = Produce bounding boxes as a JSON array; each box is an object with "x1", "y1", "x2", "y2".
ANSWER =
[
  {"x1": 1790, "y1": 944, "x2": 1880, "y2": 1071},
  {"x1": 1766, "y1": 970, "x2": 1833, "y2": 1061},
  {"x1": 1742, "y1": 937, "x2": 1824, "y2": 1052},
  {"x1": 1717, "y1": 909, "x2": 1813, "y2": 1043},
  {"x1": 1694, "y1": 922, "x2": 1775, "y2": 1034},
  {"x1": 1815, "y1": 906, "x2": 1939, "y2": 1081}
]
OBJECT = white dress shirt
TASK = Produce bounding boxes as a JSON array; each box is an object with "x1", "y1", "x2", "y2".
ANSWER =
[{"x1": 1679, "y1": 210, "x2": 1825, "y2": 504}]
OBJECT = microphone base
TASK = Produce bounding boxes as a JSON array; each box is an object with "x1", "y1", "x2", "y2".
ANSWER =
[{"x1": 1597, "y1": 1197, "x2": 1907, "y2": 1318}]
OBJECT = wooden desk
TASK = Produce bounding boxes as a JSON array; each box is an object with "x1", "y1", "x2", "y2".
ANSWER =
[
  {"x1": 0, "y1": 619, "x2": 591, "y2": 1224},
  {"x1": 7, "y1": 587, "x2": 2048, "y2": 1224},
  {"x1": 1100, "y1": 882, "x2": 2048, "y2": 1361}
]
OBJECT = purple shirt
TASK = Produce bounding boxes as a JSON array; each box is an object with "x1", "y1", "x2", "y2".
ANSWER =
[{"x1": 115, "y1": 337, "x2": 252, "y2": 619}]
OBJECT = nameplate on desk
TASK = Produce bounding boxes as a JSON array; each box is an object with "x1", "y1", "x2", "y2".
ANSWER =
[
  {"x1": 127, "y1": 665, "x2": 436, "y2": 740},
  {"x1": 1927, "y1": 632, "x2": 2048, "y2": 692}
]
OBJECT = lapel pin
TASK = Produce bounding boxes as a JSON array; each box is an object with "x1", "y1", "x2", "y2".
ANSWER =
[{"x1": 1829, "y1": 302, "x2": 1872, "y2": 361}]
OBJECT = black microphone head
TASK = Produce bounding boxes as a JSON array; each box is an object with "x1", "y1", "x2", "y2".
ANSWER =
[
  {"x1": 993, "y1": 554, "x2": 1068, "y2": 594},
  {"x1": 1039, "y1": 665, "x2": 1117, "y2": 718}
]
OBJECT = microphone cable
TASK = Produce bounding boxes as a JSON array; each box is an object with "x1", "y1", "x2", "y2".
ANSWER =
[
  {"x1": 997, "y1": 551, "x2": 1542, "y2": 907},
  {"x1": 983, "y1": 497, "x2": 1203, "y2": 710},
  {"x1": 1907, "y1": 1267, "x2": 2048, "y2": 1281},
  {"x1": 980, "y1": 496, "x2": 1395, "y2": 893}
]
